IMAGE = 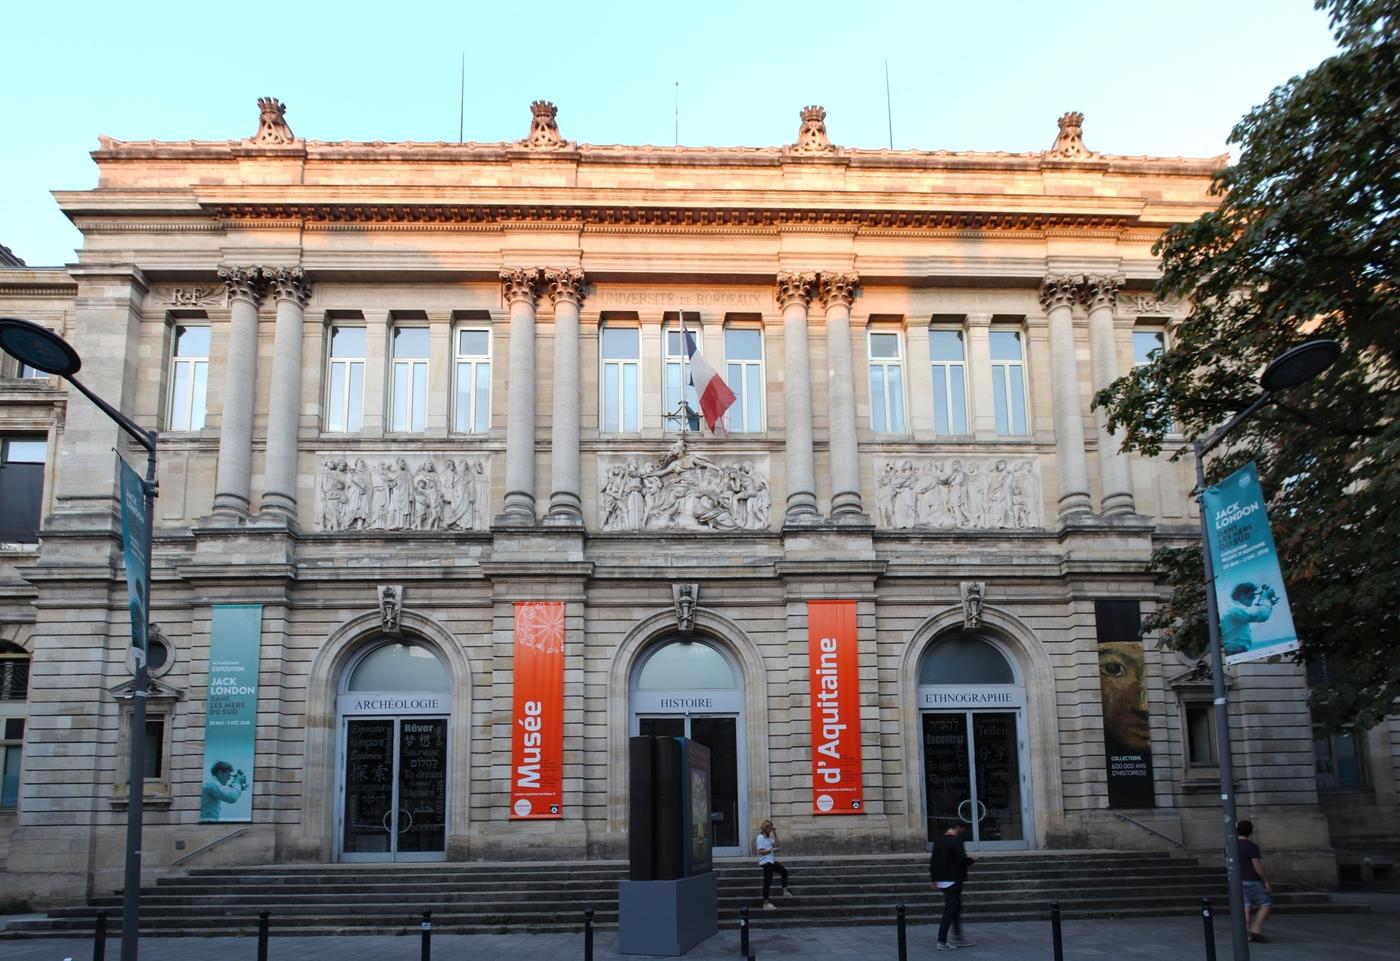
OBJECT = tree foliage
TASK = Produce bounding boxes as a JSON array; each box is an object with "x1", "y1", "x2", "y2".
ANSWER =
[{"x1": 1095, "y1": 0, "x2": 1400, "y2": 728}]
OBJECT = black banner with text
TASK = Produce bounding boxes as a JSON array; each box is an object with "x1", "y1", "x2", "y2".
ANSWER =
[{"x1": 1096, "y1": 600, "x2": 1155, "y2": 808}]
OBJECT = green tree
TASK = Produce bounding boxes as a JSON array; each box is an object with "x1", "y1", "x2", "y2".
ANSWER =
[{"x1": 1095, "y1": 0, "x2": 1399, "y2": 728}]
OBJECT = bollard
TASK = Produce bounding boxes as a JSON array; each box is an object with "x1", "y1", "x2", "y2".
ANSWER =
[
  {"x1": 420, "y1": 909, "x2": 431, "y2": 961},
  {"x1": 1050, "y1": 900, "x2": 1064, "y2": 961},
  {"x1": 91, "y1": 910, "x2": 107, "y2": 961},
  {"x1": 1201, "y1": 897, "x2": 1217, "y2": 961},
  {"x1": 896, "y1": 903, "x2": 908, "y2": 961},
  {"x1": 584, "y1": 907, "x2": 595, "y2": 961},
  {"x1": 257, "y1": 911, "x2": 269, "y2": 961},
  {"x1": 739, "y1": 905, "x2": 750, "y2": 959}
]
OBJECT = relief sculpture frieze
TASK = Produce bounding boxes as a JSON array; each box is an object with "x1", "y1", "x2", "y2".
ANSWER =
[
  {"x1": 315, "y1": 454, "x2": 489, "y2": 533},
  {"x1": 598, "y1": 443, "x2": 771, "y2": 533},
  {"x1": 875, "y1": 456, "x2": 1043, "y2": 531}
]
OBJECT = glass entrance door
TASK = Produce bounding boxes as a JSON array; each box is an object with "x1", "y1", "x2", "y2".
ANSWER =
[
  {"x1": 922, "y1": 710, "x2": 1027, "y2": 849},
  {"x1": 342, "y1": 717, "x2": 448, "y2": 861},
  {"x1": 638, "y1": 714, "x2": 742, "y2": 852}
]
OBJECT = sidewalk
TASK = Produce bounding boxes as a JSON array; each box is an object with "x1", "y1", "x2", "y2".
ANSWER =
[{"x1": 3, "y1": 893, "x2": 1395, "y2": 960}]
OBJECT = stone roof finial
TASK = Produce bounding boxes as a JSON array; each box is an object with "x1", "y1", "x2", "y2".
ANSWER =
[
  {"x1": 248, "y1": 97, "x2": 295, "y2": 146},
  {"x1": 791, "y1": 104, "x2": 834, "y2": 152},
  {"x1": 1046, "y1": 111, "x2": 1097, "y2": 160},
  {"x1": 521, "y1": 100, "x2": 567, "y2": 149}
]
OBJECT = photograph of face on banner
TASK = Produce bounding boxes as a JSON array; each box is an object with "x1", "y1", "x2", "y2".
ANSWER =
[{"x1": 1094, "y1": 599, "x2": 1154, "y2": 809}]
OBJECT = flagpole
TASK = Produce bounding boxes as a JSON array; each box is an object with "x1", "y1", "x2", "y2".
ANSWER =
[{"x1": 678, "y1": 309, "x2": 690, "y2": 439}]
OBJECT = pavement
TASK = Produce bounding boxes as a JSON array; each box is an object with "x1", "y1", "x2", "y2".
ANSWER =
[{"x1": 2, "y1": 892, "x2": 1396, "y2": 960}]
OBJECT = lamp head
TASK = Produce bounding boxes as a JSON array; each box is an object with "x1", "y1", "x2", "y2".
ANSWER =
[
  {"x1": 1260, "y1": 339, "x2": 1340, "y2": 393},
  {"x1": 0, "y1": 317, "x2": 82, "y2": 377}
]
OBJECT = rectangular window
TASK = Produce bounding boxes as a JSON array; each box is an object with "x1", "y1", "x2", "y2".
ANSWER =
[
  {"x1": 601, "y1": 326, "x2": 640, "y2": 433},
  {"x1": 868, "y1": 331, "x2": 906, "y2": 434},
  {"x1": 0, "y1": 655, "x2": 29, "y2": 701},
  {"x1": 453, "y1": 328, "x2": 492, "y2": 433},
  {"x1": 391, "y1": 327, "x2": 429, "y2": 433},
  {"x1": 663, "y1": 323, "x2": 701, "y2": 433},
  {"x1": 325, "y1": 325, "x2": 366, "y2": 433},
  {"x1": 167, "y1": 324, "x2": 209, "y2": 432},
  {"x1": 989, "y1": 329, "x2": 1028, "y2": 435},
  {"x1": 144, "y1": 716, "x2": 165, "y2": 780},
  {"x1": 1185, "y1": 703, "x2": 1219, "y2": 767},
  {"x1": 0, "y1": 437, "x2": 46, "y2": 543},
  {"x1": 929, "y1": 329, "x2": 969, "y2": 435},
  {"x1": 1314, "y1": 726, "x2": 1364, "y2": 790},
  {"x1": 1133, "y1": 329, "x2": 1166, "y2": 367},
  {"x1": 0, "y1": 718, "x2": 22, "y2": 811},
  {"x1": 724, "y1": 328, "x2": 765, "y2": 433}
]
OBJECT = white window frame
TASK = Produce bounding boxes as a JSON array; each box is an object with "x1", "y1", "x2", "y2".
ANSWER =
[
  {"x1": 166, "y1": 324, "x2": 209, "y2": 432},
  {"x1": 390, "y1": 326, "x2": 430, "y2": 433},
  {"x1": 325, "y1": 324, "x2": 366, "y2": 433},
  {"x1": 867, "y1": 329, "x2": 907, "y2": 434},
  {"x1": 989, "y1": 327, "x2": 1029, "y2": 436},
  {"x1": 928, "y1": 326, "x2": 969, "y2": 436},
  {"x1": 453, "y1": 326, "x2": 492, "y2": 434},
  {"x1": 662, "y1": 320, "x2": 701, "y2": 433},
  {"x1": 600, "y1": 324, "x2": 641, "y2": 434},
  {"x1": 724, "y1": 326, "x2": 765, "y2": 434},
  {"x1": 1132, "y1": 326, "x2": 1167, "y2": 368}
]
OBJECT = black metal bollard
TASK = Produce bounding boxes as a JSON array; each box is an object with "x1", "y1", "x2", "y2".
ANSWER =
[
  {"x1": 896, "y1": 903, "x2": 908, "y2": 961},
  {"x1": 584, "y1": 907, "x2": 595, "y2": 961},
  {"x1": 1050, "y1": 900, "x2": 1065, "y2": 961},
  {"x1": 739, "y1": 906, "x2": 750, "y2": 959},
  {"x1": 257, "y1": 911, "x2": 269, "y2": 961},
  {"x1": 92, "y1": 909, "x2": 107, "y2": 961},
  {"x1": 420, "y1": 909, "x2": 431, "y2": 961},
  {"x1": 1201, "y1": 897, "x2": 1217, "y2": 961}
]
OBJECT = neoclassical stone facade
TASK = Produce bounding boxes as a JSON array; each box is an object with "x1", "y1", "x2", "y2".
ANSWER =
[{"x1": 2, "y1": 99, "x2": 1394, "y2": 904}]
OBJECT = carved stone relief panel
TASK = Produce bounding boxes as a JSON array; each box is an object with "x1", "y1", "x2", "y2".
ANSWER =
[
  {"x1": 314, "y1": 453, "x2": 489, "y2": 533},
  {"x1": 597, "y1": 446, "x2": 772, "y2": 533},
  {"x1": 156, "y1": 286, "x2": 227, "y2": 308},
  {"x1": 874, "y1": 456, "x2": 1043, "y2": 531}
]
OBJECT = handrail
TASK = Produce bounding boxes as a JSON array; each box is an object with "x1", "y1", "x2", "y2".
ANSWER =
[
  {"x1": 172, "y1": 828, "x2": 247, "y2": 867},
  {"x1": 1111, "y1": 812, "x2": 1188, "y2": 852}
]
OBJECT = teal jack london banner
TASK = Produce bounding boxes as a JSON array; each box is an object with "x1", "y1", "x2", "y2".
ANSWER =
[
  {"x1": 116, "y1": 457, "x2": 148, "y2": 653},
  {"x1": 200, "y1": 604, "x2": 263, "y2": 822},
  {"x1": 1202, "y1": 462, "x2": 1299, "y2": 666}
]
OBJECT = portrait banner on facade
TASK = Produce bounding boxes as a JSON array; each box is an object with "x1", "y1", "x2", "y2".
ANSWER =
[
  {"x1": 510, "y1": 601, "x2": 566, "y2": 820},
  {"x1": 116, "y1": 456, "x2": 148, "y2": 654},
  {"x1": 200, "y1": 604, "x2": 263, "y2": 823},
  {"x1": 807, "y1": 600, "x2": 864, "y2": 815},
  {"x1": 1095, "y1": 600, "x2": 1155, "y2": 809},
  {"x1": 1202, "y1": 461, "x2": 1300, "y2": 666}
]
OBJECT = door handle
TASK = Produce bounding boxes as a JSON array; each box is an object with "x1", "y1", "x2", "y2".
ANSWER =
[
  {"x1": 956, "y1": 799, "x2": 974, "y2": 823},
  {"x1": 975, "y1": 800, "x2": 988, "y2": 822}
]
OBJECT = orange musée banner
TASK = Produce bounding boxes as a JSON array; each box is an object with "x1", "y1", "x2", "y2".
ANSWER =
[
  {"x1": 807, "y1": 600, "x2": 864, "y2": 815},
  {"x1": 510, "y1": 601, "x2": 565, "y2": 820}
]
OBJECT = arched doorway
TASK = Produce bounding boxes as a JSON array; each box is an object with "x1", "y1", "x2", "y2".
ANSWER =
[
  {"x1": 336, "y1": 639, "x2": 451, "y2": 862},
  {"x1": 918, "y1": 632, "x2": 1032, "y2": 850},
  {"x1": 629, "y1": 636, "x2": 746, "y2": 855}
]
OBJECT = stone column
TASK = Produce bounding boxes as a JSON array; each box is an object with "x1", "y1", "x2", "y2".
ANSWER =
[
  {"x1": 819, "y1": 272, "x2": 864, "y2": 518},
  {"x1": 964, "y1": 314, "x2": 998, "y2": 438},
  {"x1": 213, "y1": 265, "x2": 266, "y2": 518},
  {"x1": 776, "y1": 271, "x2": 819, "y2": 522},
  {"x1": 1039, "y1": 274, "x2": 1092, "y2": 518},
  {"x1": 1083, "y1": 274, "x2": 1136, "y2": 516},
  {"x1": 260, "y1": 266, "x2": 311, "y2": 519},
  {"x1": 499, "y1": 267, "x2": 542, "y2": 523},
  {"x1": 545, "y1": 267, "x2": 585, "y2": 524}
]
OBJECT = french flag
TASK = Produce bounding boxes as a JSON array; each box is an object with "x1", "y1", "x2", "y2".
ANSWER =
[{"x1": 685, "y1": 330, "x2": 738, "y2": 435}]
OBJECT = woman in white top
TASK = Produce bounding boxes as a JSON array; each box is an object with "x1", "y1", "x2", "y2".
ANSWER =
[{"x1": 755, "y1": 819, "x2": 793, "y2": 909}]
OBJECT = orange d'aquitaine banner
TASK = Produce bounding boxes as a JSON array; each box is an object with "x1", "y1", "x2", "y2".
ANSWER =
[
  {"x1": 510, "y1": 601, "x2": 566, "y2": 820},
  {"x1": 807, "y1": 600, "x2": 865, "y2": 815}
]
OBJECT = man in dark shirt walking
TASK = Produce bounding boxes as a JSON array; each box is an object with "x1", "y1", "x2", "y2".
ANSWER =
[
  {"x1": 1236, "y1": 820, "x2": 1273, "y2": 943},
  {"x1": 930, "y1": 823, "x2": 975, "y2": 950}
]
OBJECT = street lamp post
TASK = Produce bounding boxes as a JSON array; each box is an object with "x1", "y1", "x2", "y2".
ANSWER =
[
  {"x1": 0, "y1": 317, "x2": 158, "y2": 961},
  {"x1": 1192, "y1": 339, "x2": 1339, "y2": 961}
]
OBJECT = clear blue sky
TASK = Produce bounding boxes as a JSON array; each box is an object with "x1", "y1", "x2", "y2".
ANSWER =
[{"x1": 1, "y1": 0, "x2": 1339, "y2": 267}]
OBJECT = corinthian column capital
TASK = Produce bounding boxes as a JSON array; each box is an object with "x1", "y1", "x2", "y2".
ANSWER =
[
  {"x1": 1080, "y1": 273, "x2": 1125, "y2": 313},
  {"x1": 218, "y1": 265, "x2": 268, "y2": 305},
  {"x1": 543, "y1": 267, "x2": 586, "y2": 308},
  {"x1": 775, "y1": 270, "x2": 818, "y2": 309},
  {"x1": 264, "y1": 265, "x2": 311, "y2": 307},
  {"x1": 1039, "y1": 273, "x2": 1083, "y2": 313},
  {"x1": 500, "y1": 267, "x2": 543, "y2": 307},
  {"x1": 818, "y1": 271, "x2": 860, "y2": 309}
]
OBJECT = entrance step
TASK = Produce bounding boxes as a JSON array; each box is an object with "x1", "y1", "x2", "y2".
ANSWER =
[{"x1": 2, "y1": 850, "x2": 1367, "y2": 939}]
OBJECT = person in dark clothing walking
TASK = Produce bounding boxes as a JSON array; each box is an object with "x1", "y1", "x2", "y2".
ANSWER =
[
  {"x1": 930, "y1": 823, "x2": 975, "y2": 950},
  {"x1": 1236, "y1": 820, "x2": 1273, "y2": 943}
]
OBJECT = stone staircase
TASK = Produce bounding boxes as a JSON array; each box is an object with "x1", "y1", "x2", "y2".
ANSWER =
[{"x1": 4, "y1": 850, "x2": 1365, "y2": 938}]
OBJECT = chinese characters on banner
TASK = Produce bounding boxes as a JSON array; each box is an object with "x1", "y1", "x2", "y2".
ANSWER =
[
  {"x1": 1202, "y1": 461, "x2": 1300, "y2": 666},
  {"x1": 510, "y1": 601, "x2": 565, "y2": 819},
  {"x1": 200, "y1": 604, "x2": 263, "y2": 823},
  {"x1": 807, "y1": 600, "x2": 864, "y2": 815}
]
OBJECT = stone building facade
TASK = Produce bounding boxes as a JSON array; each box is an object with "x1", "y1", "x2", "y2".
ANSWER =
[{"x1": 1, "y1": 99, "x2": 1394, "y2": 904}]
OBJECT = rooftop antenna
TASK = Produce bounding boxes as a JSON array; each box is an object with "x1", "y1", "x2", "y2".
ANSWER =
[
  {"x1": 458, "y1": 52, "x2": 465, "y2": 143},
  {"x1": 674, "y1": 81, "x2": 679, "y2": 146},
  {"x1": 884, "y1": 60, "x2": 893, "y2": 149}
]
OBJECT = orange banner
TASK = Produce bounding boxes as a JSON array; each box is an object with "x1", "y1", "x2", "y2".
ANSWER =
[
  {"x1": 510, "y1": 601, "x2": 566, "y2": 820},
  {"x1": 807, "y1": 600, "x2": 864, "y2": 815}
]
